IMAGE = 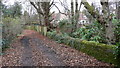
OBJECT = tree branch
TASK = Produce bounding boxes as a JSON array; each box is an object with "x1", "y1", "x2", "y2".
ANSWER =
[
  {"x1": 49, "y1": 0, "x2": 54, "y2": 8},
  {"x1": 79, "y1": 2, "x2": 82, "y2": 11},
  {"x1": 30, "y1": 2, "x2": 44, "y2": 16},
  {"x1": 49, "y1": 11, "x2": 55, "y2": 17},
  {"x1": 30, "y1": 2, "x2": 38, "y2": 10},
  {"x1": 58, "y1": 0, "x2": 70, "y2": 11},
  {"x1": 81, "y1": 0, "x2": 106, "y2": 24},
  {"x1": 53, "y1": 4, "x2": 67, "y2": 16}
]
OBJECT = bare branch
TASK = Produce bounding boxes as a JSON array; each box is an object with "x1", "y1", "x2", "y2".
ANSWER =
[
  {"x1": 49, "y1": 11, "x2": 55, "y2": 17},
  {"x1": 53, "y1": 4, "x2": 67, "y2": 16},
  {"x1": 58, "y1": 0, "x2": 70, "y2": 11},
  {"x1": 37, "y1": 2, "x2": 45, "y2": 15},
  {"x1": 30, "y1": 2, "x2": 38, "y2": 10},
  {"x1": 49, "y1": 0, "x2": 54, "y2": 8},
  {"x1": 30, "y1": 2, "x2": 44, "y2": 16},
  {"x1": 79, "y1": 2, "x2": 82, "y2": 11},
  {"x1": 49, "y1": 18, "x2": 54, "y2": 22},
  {"x1": 49, "y1": 2, "x2": 59, "y2": 10}
]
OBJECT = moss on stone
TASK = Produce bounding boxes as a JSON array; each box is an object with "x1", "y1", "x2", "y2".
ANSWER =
[{"x1": 47, "y1": 32, "x2": 117, "y2": 65}]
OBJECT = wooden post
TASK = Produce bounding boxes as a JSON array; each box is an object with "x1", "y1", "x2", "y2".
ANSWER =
[{"x1": 43, "y1": 26, "x2": 47, "y2": 36}]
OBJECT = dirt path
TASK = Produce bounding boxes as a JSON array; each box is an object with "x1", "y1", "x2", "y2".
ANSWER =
[
  {"x1": 2, "y1": 30, "x2": 113, "y2": 67},
  {"x1": 20, "y1": 36, "x2": 34, "y2": 66},
  {"x1": 31, "y1": 38, "x2": 65, "y2": 66}
]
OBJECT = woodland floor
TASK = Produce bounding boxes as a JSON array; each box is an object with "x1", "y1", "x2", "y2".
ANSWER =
[{"x1": 1, "y1": 30, "x2": 114, "y2": 67}]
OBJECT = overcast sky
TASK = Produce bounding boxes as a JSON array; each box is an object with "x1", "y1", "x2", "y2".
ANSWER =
[{"x1": 2, "y1": 0, "x2": 119, "y2": 14}]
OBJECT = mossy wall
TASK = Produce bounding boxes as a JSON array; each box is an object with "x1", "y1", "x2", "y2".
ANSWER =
[{"x1": 47, "y1": 32, "x2": 117, "y2": 65}]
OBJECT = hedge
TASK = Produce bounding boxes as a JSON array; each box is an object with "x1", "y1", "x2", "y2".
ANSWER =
[{"x1": 47, "y1": 31, "x2": 117, "y2": 66}]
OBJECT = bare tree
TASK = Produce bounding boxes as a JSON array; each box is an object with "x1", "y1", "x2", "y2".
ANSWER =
[{"x1": 30, "y1": 1, "x2": 54, "y2": 30}]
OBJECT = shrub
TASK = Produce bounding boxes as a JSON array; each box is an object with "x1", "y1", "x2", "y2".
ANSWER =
[
  {"x1": 59, "y1": 19, "x2": 68, "y2": 28},
  {"x1": 114, "y1": 19, "x2": 120, "y2": 43},
  {"x1": 59, "y1": 19, "x2": 72, "y2": 33},
  {"x1": 2, "y1": 17, "x2": 24, "y2": 49},
  {"x1": 47, "y1": 31, "x2": 117, "y2": 66},
  {"x1": 114, "y1": 42, "x2": 120, "y2": 67},
  {"x1": 71, "y1": 21, "x2": 105, "y2": 43}
]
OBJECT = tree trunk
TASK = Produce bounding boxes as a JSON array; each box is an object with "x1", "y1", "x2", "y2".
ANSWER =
[
  {"x1": 30, "y1": 2, "x2": 53, "y2": 31},
  {"x1": 118, "y1": 1, "x2": 120, "y2": 19},
  {"x1": 75, "y1": 0, "x2": 79, "y2": 29},
  {"x1": 101, "y1": 1, "x2": 115, "y2": 44},
  {"x1": 71, "y1": 0, "x2": 74, "y2": 32}
]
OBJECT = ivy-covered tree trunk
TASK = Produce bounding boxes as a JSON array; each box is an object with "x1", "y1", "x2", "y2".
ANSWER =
[
  {"x1": 71, "y1": 0, "x2": 80, "y2": 32},
  {"x1": 116, "y1": 2, "x2": 120, "y2": 66},
  {"x1": 117, "y1": 1, "x2": 120, "y2": 42},
  {"x1": 71, "y1": 0, "x2": 74, "y2": 33},
  {"x1": 101, "y1": 0, "x2": 115, "y2": 44},
  {"x1": 75, "y1": 0, "x2": 79, "y2": 30}
]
